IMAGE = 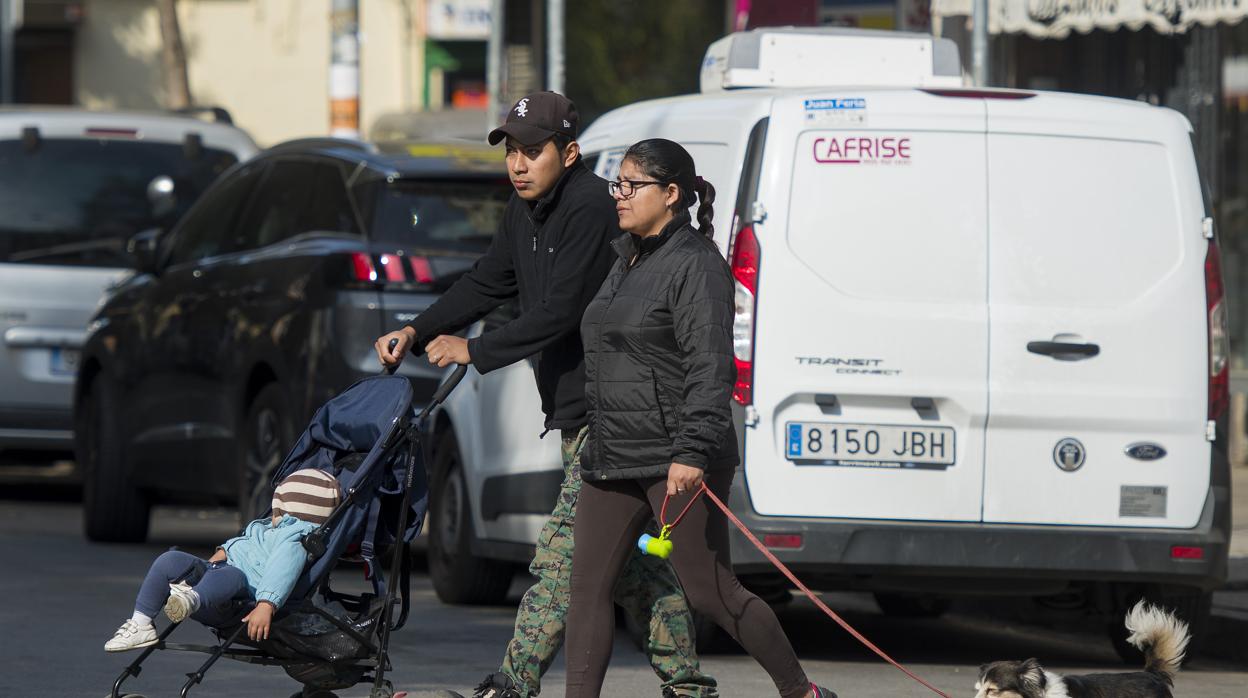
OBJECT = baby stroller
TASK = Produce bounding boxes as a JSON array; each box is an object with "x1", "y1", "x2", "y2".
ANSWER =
[{"x1": 109, "y1": 362, "x2": 468, "y2": 698}]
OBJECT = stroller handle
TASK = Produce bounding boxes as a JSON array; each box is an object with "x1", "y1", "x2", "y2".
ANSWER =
[
  {"x1": 382, "y1": 337, "x2": 469, "y2": 408},
  {"x1": 421, "y1": 364, "x2": 469, "y2": 418},
  {"x1": 383, "y1": 338, "x2": 401, "y2": 376}
]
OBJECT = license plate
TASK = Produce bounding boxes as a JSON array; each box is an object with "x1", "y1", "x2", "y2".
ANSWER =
[
  {"x1": 785, "y1": 421, "x2": 956, "y2": 469},
  {"x1": 50, "y1": 347, "x2": 80, "y2": 376}
]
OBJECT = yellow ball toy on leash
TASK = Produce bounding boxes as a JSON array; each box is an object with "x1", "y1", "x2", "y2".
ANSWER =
[
  {"x1": 638, "y1": 484, "x2": 707, "y2": 559},
  {"x1": 637, "y1": 527, "x2": 675, "y2": 559}
]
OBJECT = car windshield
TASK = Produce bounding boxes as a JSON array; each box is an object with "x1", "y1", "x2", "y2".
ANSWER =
[
  {"x1": 0, "y1": 138, "x2": 238, "y2": 267},
  {"x1": 363, "y1": 179, "x2": 510, "y2": 255}
]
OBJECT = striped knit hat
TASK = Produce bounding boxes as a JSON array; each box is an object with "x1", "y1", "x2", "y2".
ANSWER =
[{"x1": 271, "y1": 469, "x2": 340, "y2": 525}]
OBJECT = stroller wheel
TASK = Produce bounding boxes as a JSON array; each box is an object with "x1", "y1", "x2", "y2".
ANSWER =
[{"x1": 367, "y1": 680, "x2": 394, "y2": 698}]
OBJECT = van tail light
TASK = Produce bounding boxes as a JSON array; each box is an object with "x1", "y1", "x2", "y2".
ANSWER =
[
  {"x1": 348, "y1": 252, "x2": 434, "y2": 287},
  {"x1": 1206, "y1": 241, "x2": 1229, "y2": 420},
  {"x1": 730, "y1": 224, "x2": 760, "y2": 405}
]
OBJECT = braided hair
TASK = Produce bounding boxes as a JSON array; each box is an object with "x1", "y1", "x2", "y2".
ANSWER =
[{"x1": 621, "y1": 138, "x2": 716, "y2": 238}]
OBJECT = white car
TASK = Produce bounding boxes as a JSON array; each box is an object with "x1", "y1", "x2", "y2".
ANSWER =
[
  {"x1": 0, "y1": 107, "x2": 257, "y2": 460},
  {"x1": 426, "y1": 28, "x2": 1230, "y2": 657}
]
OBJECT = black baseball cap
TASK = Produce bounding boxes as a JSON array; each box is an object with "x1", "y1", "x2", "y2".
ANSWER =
[{"x1": 487, "y1": 91, "x2": 579, "y2": 146}]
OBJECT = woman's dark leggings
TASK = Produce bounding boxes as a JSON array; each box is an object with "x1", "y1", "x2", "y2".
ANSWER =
[{"x1": 564, "y1": 470, "x2": 810, "y2": 698}]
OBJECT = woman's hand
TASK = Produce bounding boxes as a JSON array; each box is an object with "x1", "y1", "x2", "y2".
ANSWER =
[
  {"x1": 424, "y1": 335, "x2": 471, "y2": 368},
  {"x1": 667, "y1": 462, "x2": 704, "y2": 496},
  {"x1": 375, "y1": 327, "x2": 416, "y2": 368},
  {"x1": 243, "y1": 601, "x2": 275, "y2": 642},
  {"x1": 208, "y1": 547, "x2": 227, "y2": 563}
]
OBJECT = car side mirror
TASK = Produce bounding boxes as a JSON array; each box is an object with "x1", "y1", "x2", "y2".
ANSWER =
[{"x1": 127, "y1": 227, "x2": 164, "y2": 274}]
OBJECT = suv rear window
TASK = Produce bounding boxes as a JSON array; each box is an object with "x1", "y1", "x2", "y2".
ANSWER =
[
  {"x1": 0, "y1": 138, "x2": 238, "y2": 267},
  {"x1": 362, "y1": 179, "x2": 510, "y2": 255}
]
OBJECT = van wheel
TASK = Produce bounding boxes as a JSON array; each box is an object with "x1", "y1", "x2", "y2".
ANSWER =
[
  {"x1": 81, "y1": 376, "x2": 150, "y2": 542},
  {"x1": 239, "y1": 384, "x2": 293, "y2": 524},
  {"x1": 428, "y1": 433, "x2": 514, "y2": 605},
  {"x1": 874, "y1": 593, "x2": 950, "y2": 619},
  {"x1": 1108, "y1": 585, "x2": 1211, "y2": 665}
]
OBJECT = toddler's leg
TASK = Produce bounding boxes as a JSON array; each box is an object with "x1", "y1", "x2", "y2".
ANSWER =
[
  {"x1": 190, "y1": 562, "x2": 251, "y2": 626},
  {"x1": 134, "y1": 550, "x2": 207, "y2": 617}
]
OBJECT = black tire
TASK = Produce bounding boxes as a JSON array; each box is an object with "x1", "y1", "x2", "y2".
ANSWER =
[
  {"x1": 427, "y1": 432, "x2": 514, "y2": 605},
  {"x1": 81, "y1": 376, "x2": 150, "y2": 542},
  {"x1": 874, "y1": 593, "x2": 950, "y2": 619},
  {"x1": 239, "y1": 383, "x2": 294, "y2": 523},
  {"x1": 1108, "y1": 584, "x2": 1211, "y2": 665}
]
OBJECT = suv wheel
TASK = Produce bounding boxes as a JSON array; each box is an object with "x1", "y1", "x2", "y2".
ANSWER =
[
  {"x1": 81, "y1": 376, "x2": 150, "y2": 542},
  {"x1": 239, "y1": 383, "x2": 293, "y2": 523},
  {"x1": 428, "y1": 432, "x2": 514, "y2": 605},
  {"x1": 1108, "y1": 584, "x2": 1211, "y2": 665}
]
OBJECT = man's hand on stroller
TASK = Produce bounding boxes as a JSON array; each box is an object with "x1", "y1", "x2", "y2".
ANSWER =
[
  {"x1": 424, "y1": 335, "x2": 471, "y2": 368},
  {"x1": 376, "y1": 327, "x2": 416, "y2": 368},
  {"x1": 243, "y1": 601, "x2": 275, "y2": 642}
]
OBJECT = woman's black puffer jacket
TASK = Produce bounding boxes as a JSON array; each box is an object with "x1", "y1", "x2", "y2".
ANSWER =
[{"x1": 579, "y1": 211, "x2": 739, "y2": 481}]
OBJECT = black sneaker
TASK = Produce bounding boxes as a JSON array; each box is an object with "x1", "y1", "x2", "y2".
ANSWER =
[
  {"x1": 472, "y1": 672, "x2": 522, "y2": 698},
  {"x1": 809, "y1": 685, "x2": 838, "y2": 698}
]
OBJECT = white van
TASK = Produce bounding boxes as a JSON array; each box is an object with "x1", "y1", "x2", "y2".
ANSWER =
[{"x1": 428, "y1": 28, "x2": 1230, "y2": 654}]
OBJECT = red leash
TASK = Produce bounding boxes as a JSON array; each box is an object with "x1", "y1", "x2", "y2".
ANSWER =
[{"x1": 696, "y1": 482, "x2": 952, "y2": 698}]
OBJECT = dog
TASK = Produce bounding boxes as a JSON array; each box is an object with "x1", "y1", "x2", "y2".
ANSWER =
[{"x1": 974, "y1": 600, "x2": 1190, "y2": 698}]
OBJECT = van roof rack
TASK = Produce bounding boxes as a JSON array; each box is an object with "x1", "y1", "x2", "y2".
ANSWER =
[{"x1": 700, "y1": 27, "x2": 964, "y2": 93}]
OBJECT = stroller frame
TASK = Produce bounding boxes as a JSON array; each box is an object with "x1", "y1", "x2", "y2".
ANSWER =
[{"x1": 109, "y1": 364, "x2": 468, "y2": 698}]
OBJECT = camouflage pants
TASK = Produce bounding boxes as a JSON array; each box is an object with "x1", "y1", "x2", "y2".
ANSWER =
[{"x1": 498, "y1": 426, "x2": 718, "y2": 697}]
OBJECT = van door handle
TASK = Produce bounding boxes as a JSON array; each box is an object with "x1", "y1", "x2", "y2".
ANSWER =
[{"x1": 1027, "y1": 341, "x2": 1100, "y2": 361}]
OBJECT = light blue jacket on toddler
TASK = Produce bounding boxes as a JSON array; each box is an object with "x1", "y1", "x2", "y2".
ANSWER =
[{"x1": 221, "y1": 515, "x2": 317, "y2": 608}]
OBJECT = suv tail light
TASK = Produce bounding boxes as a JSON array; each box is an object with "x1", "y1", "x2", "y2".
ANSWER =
[
  {"x1": 730, "y1": 224, "x2": 760, "y2": 405},
  {"x1": 348, "y1": 252, "x2": 434, "y2": 287},
  {"x1": 1206, "y1": 241, "x2": 1229, "y2": 420},
  {"x1": 350, "y1": 252, "x2": 377, "y2": 282}
]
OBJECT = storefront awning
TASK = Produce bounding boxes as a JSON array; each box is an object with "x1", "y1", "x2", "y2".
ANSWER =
[{"x1": 932, "y1": 0, "x2": 1248, "y2": 38}]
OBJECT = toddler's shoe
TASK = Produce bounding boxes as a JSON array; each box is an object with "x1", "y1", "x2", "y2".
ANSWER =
[
  {"x1": 104, "y1": 619, "x2": 158, "y2": 652},
  {"x1": 164, "y1": 581, "x2": 200, "y2": 623}
]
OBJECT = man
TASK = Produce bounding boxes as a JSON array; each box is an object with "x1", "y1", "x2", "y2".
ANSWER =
[{"x1": 375, "y1": 92, "x2": 717, "y2": 698}]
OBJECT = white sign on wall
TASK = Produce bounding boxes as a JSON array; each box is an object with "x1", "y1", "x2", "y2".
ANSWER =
[{"x1": 427, "y1": 0, "x2": 492, "y2": 40}]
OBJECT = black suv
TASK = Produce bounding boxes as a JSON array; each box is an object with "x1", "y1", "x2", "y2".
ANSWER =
[{"x1": 76, "y1": 139, "x2": 508, "y2": 542}]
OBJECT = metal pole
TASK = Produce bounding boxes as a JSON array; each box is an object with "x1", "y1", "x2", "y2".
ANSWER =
[
  {"x1": 971, "y1": 0, "x2": 988, "y2": 86},
  {"x1": 0, "y1": 0, "x2": 18, "y2": 104},
  {"x1": 330, "y1": 0, "x2": 361, "y2": 138},
  {"x1": 547, "y1": 0, "x2": 564, "y2": 94},
  {"x1": 486, "y1": 0, "x2": 504, "y2": 131}
]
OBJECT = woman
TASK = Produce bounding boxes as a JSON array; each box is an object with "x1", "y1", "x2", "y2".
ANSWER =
[{"x1": 564, "y1": 138, "x2": 836, "y2": 698}]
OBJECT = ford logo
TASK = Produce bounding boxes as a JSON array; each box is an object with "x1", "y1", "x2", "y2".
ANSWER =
[{"x1": 1125, "y1": 443, "x2": 1167, "y2": 461}]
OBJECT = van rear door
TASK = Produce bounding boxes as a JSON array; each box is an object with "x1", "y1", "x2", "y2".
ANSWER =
[
  {"x1": 981, "y1": 97, "x2": 1210, "y2": 528},
  {"x1": 743, "y1": 91, "x2": 989, "y2": 522}
]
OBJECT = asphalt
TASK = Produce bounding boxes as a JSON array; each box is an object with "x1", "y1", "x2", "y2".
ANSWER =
[{"x1": 1206, "y1": 464, "x2": 1248, "y2": 663}]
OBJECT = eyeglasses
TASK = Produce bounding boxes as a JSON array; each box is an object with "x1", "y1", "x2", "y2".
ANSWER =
[{"x1": 608, "y1": 179, "x2": 664, "y2": 198}]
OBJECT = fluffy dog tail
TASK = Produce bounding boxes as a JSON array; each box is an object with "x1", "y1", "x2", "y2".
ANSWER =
[{"x1": 1124, "y1": 600, "x2": 1191, "y2": 683}]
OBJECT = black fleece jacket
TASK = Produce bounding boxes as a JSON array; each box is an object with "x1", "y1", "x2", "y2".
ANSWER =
[{"x1": 407, "y1": 160, "x2": 619, "y2": 431}]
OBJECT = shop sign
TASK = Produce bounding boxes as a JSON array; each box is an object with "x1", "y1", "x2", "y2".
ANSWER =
[
  {"x1": 933, "y1": 0, "x2": 1248, "y2": 37},
  {"x1": 427, "y1": 0, "x2": 492, "y2": 40}
]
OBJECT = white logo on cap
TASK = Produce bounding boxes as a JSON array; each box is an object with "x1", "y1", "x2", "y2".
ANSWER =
[
  {"x1": 515, "y1": 98, "x2": 529, "y2": 118},
  {"x1": 562, "y1": 119, "x2": 571, "y2": 128}
]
